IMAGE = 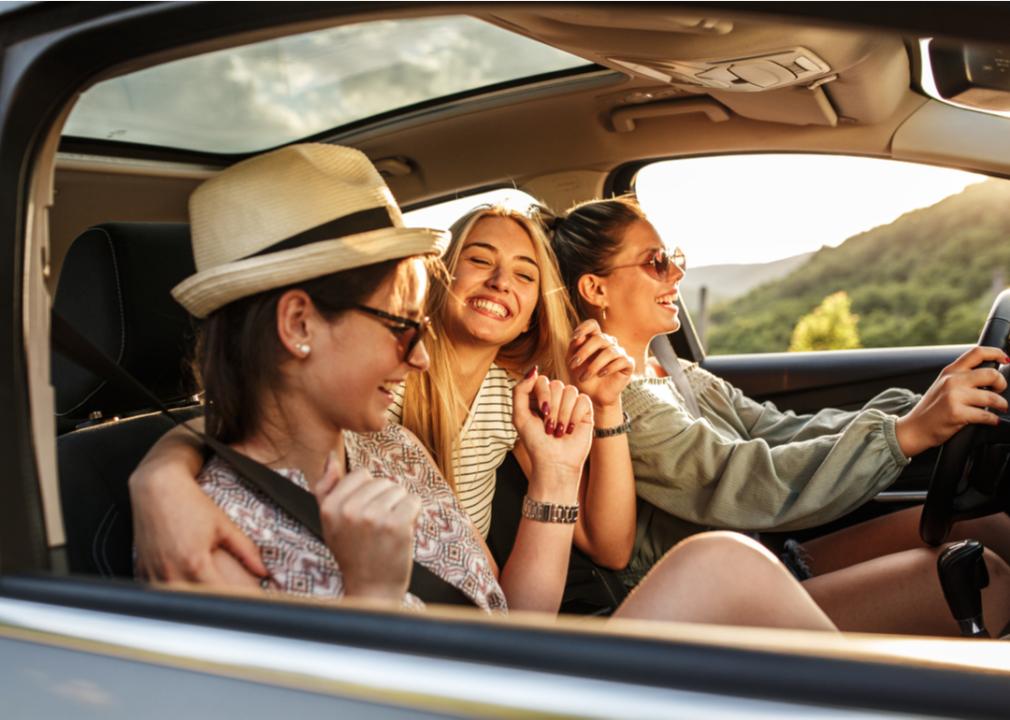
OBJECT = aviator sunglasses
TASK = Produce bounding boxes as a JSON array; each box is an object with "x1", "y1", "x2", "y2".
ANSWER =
[
  {"x1": 608, "y1": 246, "x2": 686, "y2": 281},
  {"x1": 354, "y1": 305, "x2": 432, "y2": 363}
]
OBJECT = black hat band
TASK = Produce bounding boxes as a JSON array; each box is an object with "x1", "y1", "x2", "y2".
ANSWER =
[{"x1": 246, "y1": 206, "x2": 395, "y2": 259}]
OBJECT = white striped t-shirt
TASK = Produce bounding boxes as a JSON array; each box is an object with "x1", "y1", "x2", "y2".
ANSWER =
[{"x1": 387, "y1": 364, "x2": 517, "y2": 537}]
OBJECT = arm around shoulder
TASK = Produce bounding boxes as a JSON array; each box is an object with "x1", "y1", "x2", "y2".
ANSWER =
[{"x1": 130, "y1": 419, "x2": 267, "y2": 582}]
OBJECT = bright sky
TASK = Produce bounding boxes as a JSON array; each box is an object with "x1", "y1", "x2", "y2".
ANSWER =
[
  {"x1": 403, "y1": 155, "x2": 988, "y2": 270},
  {"x1": 635, "y1": 154, "x2": 987, "y2": 268}
]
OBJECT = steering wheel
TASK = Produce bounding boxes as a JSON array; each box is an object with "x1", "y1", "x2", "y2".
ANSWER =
[{"x1": 920, "y1": 289, "x2": 1010, "y2": 546}]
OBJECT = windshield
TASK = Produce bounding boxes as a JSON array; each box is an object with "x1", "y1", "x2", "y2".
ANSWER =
[{"x1": 63, "y1": 16, "x2": 592, "y2": 154}]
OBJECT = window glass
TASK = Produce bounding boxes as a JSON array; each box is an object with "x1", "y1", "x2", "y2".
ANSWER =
[
  {"x1": 402, "y1": 187, "x2": 539, "y2": 230},
  {"x1": 63, "y1": 17, "x2": 591, "y2": 154},
  {"x1": 635, "y1": 154, "x2": 1006, "y2": 355}
]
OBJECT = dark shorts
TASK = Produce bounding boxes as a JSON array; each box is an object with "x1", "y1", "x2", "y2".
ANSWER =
[{"x1": 779, "y1": 538, "x2": 814, "y2": 581}]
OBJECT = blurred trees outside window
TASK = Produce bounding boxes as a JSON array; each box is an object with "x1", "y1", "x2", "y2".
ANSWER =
[{"x1": 789, "y1": 291, "x2": 861, "y2": 352}]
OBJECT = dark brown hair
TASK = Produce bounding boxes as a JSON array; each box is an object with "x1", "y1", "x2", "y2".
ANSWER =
[
  {"x1": 543, "y1": 196, "x2": 647, "y2": 319},
  {"x1": 195, "y1": 259, "x2": 404, "y2": 444}
]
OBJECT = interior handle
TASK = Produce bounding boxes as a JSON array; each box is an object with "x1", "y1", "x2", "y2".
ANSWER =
[{"x1": 610, "y1": 98, "x2": 730, "y2": 132}]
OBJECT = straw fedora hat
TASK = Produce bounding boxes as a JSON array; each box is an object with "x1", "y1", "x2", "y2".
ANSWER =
[{"x1": 172, "y1": 143, "x2": 449, "y2": 318}]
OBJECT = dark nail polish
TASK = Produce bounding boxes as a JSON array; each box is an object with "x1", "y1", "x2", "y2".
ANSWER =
[
  {"x1": 545, "y1": 419, "x2": 554, "y2": 434},
  {"x1": 566, "y1": 423, "x2": 575, "y2": 435},
  {"x1": 541, "y1": 402, "x2": 550, "y2": 417},
  {"x1": 554, "y1": 423, "x2": 565, "y2": 438},
  {"x1": 524, "y1": 365, "x2": 538, "y2": 379}
]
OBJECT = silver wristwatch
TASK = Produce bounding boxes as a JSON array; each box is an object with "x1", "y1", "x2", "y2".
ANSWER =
[
  {"x1": 593, "y1": 411, "x2": 631, "y2": 438},
  {"x1": 521, "y1": 495, "x2": 579, "y2": 524}
]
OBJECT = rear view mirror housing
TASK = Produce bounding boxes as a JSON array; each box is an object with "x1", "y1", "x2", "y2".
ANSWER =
[{"x1": 923, "y1": 38, "x2": 1010, "y2": 114}]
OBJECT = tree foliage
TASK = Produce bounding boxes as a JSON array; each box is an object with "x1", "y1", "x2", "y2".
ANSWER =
[
  {"x1": 706, "y1": 180, "x2": 1010, "y2": 355},
  {"x1": 789, "y1": 291, "x2": 861, "y2": 351}
]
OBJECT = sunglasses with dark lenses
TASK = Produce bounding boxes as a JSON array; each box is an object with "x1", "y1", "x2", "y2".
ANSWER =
[
  {"x1": 609, "y1": 246, "x2": 686, "y2": 281},
  {"x1": 354, "y1": 305, "x2": 431, "y2": 363}
]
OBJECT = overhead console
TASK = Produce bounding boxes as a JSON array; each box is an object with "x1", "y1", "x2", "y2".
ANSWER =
[
  {"x1": 491, "y1": 8, "x2": 910, "y2": 129},
  {"x1": 608, "y1": 47, "x2": 833, "y2": 93}
]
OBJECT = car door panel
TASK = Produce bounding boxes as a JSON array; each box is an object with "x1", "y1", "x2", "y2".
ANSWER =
[{"x1": 701, "y1": 346, "x2": 968, "y2": 414}]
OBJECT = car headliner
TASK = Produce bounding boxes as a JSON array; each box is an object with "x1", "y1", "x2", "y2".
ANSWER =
[{"x1": 49, "y1": 6, "x2": 1010, "y2": 289}]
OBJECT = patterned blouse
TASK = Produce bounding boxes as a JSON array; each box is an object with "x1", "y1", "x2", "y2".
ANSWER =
[{"x1": 197, "y1": 423, "x2": 508, "y2": 613}]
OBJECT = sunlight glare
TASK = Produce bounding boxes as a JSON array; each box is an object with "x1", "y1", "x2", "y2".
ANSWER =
[{"x1": 635, "y1": 155, "x2": 986, "y2": 268}]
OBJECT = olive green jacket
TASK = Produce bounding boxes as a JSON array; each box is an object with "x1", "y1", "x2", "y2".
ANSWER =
[{"x1": 620, "y1": 361, "x2": 919, "y2": 586}]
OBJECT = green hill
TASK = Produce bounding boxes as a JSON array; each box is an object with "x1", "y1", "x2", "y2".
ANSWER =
[
  {"x1": 705, "y1": 179, "x2": 1010, "y2": 355},
  {"x1": 681, "y1": 251, "x2": 813, "y2": 317}
]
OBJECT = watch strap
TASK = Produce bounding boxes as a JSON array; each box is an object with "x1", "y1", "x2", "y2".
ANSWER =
[
  {"x1": 521, "y1": 495, "x2": 579, "y2": 524},
  {"x1": 594, "y1": 411, "x2": 631, "y2": 438}
]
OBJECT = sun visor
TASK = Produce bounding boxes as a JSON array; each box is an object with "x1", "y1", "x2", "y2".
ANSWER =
[{"x1": 892, "y1": 99, "x2": 1010, "y2": 176}]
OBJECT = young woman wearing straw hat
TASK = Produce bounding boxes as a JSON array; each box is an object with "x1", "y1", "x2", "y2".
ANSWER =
[
  {"x1": 136, "y1": 195, "x2": 633, "y2": 611},
  {"x1": 135, "y1": 199, "x2": 642, "y2": 610},
  {"x1": 160, "y1": 142, "x2": 592, "y2": 609},
  {"x1": 135, "y1": 141, "x2": 838, "y2": 628}
]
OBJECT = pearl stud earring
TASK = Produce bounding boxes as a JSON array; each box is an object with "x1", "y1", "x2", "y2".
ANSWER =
[{"x1": 295, "y1": 342, "x2": 311, "y2": 356}]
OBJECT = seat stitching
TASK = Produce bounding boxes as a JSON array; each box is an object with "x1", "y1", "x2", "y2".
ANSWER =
[{"x1": 92, "y1": 504, "x2": 118, "y2": 577}]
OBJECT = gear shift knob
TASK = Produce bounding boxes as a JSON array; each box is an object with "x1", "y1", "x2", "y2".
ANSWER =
[{"x1": 937, "y1": 539, "x2": 990, "y2": 638}]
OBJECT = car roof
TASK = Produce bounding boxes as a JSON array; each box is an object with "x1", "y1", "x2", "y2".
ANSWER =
[{"x1": 49, "y1": 5, "x2": 1010, "y2": 228}]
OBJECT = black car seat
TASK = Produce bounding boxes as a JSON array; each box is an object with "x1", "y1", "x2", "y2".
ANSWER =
[
  {"x1": 54, "y1": 223, "x2": 200, "y2": 577},
  {"x1": 488, "y1": 453, "x2": 629, "y2": 616}
]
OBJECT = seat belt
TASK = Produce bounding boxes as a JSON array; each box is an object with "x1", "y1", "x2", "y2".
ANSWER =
[
  {"x1": 50, "y1": 310, "x2": 475, "y2": 607},
  {"x1": 649, "y1": 334, "x2": 701, "y2": 419}
]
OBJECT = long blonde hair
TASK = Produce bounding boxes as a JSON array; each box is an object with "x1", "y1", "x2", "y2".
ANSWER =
[{"x1": 401, "y1": 205, "x2": 575, "y2": 490}]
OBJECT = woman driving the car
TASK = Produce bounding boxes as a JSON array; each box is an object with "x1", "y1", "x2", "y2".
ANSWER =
[{"x1": 546, "y1": 195, "x2": 1010, "y2": 635}]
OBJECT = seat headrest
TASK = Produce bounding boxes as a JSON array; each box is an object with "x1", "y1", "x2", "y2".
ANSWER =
[{"x1": 53, "y1": 223, "x2": 196, "y2": 422}]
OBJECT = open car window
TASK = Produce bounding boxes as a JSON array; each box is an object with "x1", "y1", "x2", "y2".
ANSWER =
[
  {"x1": 61, "y1": 16, "x2": 592, "y2": 154},
  {"x1": 635, "y1": 154, "x2": 1006, "y2": 355}
]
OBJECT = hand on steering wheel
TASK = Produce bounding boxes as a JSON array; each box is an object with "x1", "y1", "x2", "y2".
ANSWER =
[
  {"x1": 896, "y1": 346, "x2": 1009, "y2": 458},
  {"x1": 921, "y1": 289, "x2": 1010, "y2": 545}
]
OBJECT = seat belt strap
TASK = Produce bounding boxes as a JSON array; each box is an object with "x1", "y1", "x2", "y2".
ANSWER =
[
  {"x1": 649, "y1": 334, "x2": 701, "y2": 419},
  {"x1": 50, "y1": 310, "x2": 475, "y2": 607}
]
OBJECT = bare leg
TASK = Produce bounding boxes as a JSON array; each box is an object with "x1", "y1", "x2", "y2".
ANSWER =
[
  {"x1": 801, "y1": 506, "x2": 1010, "y2": 575},
  {"x1": 802, "y1": 546, "x2": 1010, "y2": 636},
  {"x1": 612, "y1": 531, "x2": 836, "y2": 631}
]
